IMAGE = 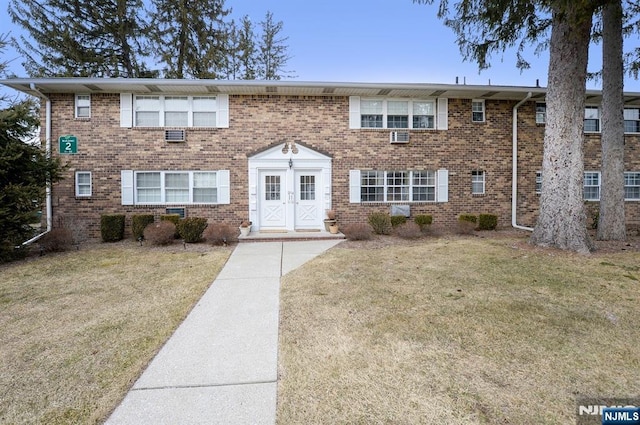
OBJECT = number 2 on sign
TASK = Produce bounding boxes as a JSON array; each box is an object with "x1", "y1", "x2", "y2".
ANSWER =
[{"x1": 65, "y1": 142, "x2": 72, "y2": 152}]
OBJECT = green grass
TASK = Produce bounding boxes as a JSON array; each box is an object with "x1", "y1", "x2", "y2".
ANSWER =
[
  {"x1": 277, "y1": 236, "x2": 640, "y2": 424},
  {"x1": 0, "y1": 243, "x2": 230, "y2": 424}
]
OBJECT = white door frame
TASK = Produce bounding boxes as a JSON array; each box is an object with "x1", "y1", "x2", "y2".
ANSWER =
[{"x1": 248, "y1": 142, "x2": 332, "y2": 231}]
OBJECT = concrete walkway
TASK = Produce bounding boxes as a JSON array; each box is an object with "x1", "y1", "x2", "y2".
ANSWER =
[{"x1": 105, "y1": 240, "x2": 342, "y2": 425}]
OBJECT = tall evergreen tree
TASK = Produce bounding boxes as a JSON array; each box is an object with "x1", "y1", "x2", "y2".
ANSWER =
[
  {"x1": 237, "y1": 15, "x2": 258, "y2": 80},
  {"x1": 8, "y1": 0, "x2": 151, "y2": 77},
  {"x1": 0, "y1": 37, "x2": 64, "y2": 261},
  {"x1": 257, "y1": 11, "x2": 292, "y2": 80},
  {"x1": 148, "y1": 0, "x2": 231, "y2": 79},
  {"x1": 415, "y1": 0, "x2": 602, "y2": 253}
]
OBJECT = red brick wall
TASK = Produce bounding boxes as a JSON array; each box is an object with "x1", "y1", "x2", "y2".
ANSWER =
[{"x1": 44, "y1": 93, "x2": 640, "y2": 239}]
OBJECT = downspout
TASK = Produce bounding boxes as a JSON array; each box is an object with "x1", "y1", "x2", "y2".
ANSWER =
[
  {"x1": 21, "y1": 83, "x2": 52, "y2": 246},
  {"x1": 512, "y1": 92, "x2": 534, "y2": 232}
]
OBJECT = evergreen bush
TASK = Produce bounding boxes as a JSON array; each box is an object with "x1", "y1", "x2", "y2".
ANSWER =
[
  {"x1": 132, "y1": 214, "x2": 155, "y2": 240},
  {"x1": 390, "y1": 215, "x2": 407, "y2": 227},
  {"x1": 368, "y1": 212, "x2": 393, "y2": 235},
  {"x1": 177, "y1": 217, "x2": 208, "y2": 243},
  {"x1": 100, "y1": 214, "x2": 125, "y2": 242},
  {"x1": 478, "y1": 214, "x2": 498, "y2": 230},
  {"x1": 414, "y1": 214, "x2": 433, "y2": 231}
]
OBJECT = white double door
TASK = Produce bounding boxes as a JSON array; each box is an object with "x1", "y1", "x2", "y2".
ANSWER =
[{"x1": 259, "y1": 169, "x2": 322, "y2": 231}]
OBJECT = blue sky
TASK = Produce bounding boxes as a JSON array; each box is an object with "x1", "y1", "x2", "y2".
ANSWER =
[{"x1": 1, "y1": 0, "x2": 640, "y2": 92}]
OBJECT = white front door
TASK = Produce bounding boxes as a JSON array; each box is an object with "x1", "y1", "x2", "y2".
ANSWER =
[
  {"x1": 295, "y1": 171, "x2": 322, "y2": 229},
  {"x1": 259, "y1": 170, "x2": 287, "y2": 228}
]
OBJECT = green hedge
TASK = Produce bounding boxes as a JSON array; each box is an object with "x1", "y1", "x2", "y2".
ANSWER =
[
  {"x1": 101, "y1": 214, "x2": 125, "y2": 242},
  {"x1": 132, "y1": 214, "x2": 155, "y2": 240},
  {"x1": 390, "y1": 215, "x2": 407, "y2": 227},
  {"x1": 478, "y1": 214, "x2": 498, "y2": 230},
  {"x1": 458, "y1": 214, "x2": 478, "y2": 224},
  {"x1": 414, "y1": 214, "x2": 433, "y2": 231},
  {"x1": 177, "y1": 217, "x2": 208, "y2": 243}
]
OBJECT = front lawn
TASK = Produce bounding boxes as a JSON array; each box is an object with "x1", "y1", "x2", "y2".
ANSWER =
[
  {"x1": 0, "y1": 242, "x2": 230, "y2": 424},
  {"x1": 277, "y1": 235, "x2": 640, "y2": 424}
]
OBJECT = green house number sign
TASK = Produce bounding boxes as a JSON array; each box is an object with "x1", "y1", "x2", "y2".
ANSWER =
[{"x1": 59, "y1": 135, "x2": 78, "y2": 154}]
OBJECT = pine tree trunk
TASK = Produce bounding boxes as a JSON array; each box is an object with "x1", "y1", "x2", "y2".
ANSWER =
[
  {"x1": 530, "y1": 4, "x2": 595, "y2": 254},
  {"x1": 598, "y1": 0, "x2": 626, "y2": 241}
]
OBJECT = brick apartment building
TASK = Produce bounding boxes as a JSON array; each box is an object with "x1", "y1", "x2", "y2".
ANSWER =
[{"x1": 2, "y1": 78, "x2": 640, "y2": 239}]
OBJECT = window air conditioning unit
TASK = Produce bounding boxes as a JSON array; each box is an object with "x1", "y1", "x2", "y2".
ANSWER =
[
  {"x1": 165, "y1": 129, "x2": 185, "y2": 142},
  {"x1": 390, "y1": 131, "x2": 409, "y2": 144}
]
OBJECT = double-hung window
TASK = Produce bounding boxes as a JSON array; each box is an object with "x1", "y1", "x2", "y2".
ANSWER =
[
  {"x1": 360, "y1": 170, "x2": 436, "y2": 202},
  {"x1": 624, "y1": 108, "x2": 640, "y2": 133},
  {"x1": 360, "y1": 99, "x2": 436, "y2": 129},
  {"x1": 584, "y1": 106, "x2": 600, "y2": 132},
  {"x1": 134, "y1": 95, "x2": 218, "y2": 127},
  {"x1": 134, "y1": 171, "x2": 219, "y2": 204},
  {"x1": 472, "y1": 100, "x2": 485, "y2": 122},
  {"x1": 164, "y1": 96, "x2": 189, "y2": 127},
  {"x1": 536, "y1": 103, "x2": 546, "y2": 124},
  {"x1": 361, "y1": 100, "x2": 384, "y2": 128},
  {"x1": 472, "y1": 171, "x2": 485, "y2": 194},
  {"x1": 75, "y1": 94, "x2": 91, "y2": 118},
  {"x1": 75, "y1": 171, "x2": 92, "y2": 197},
  {"x1": 584, "y1": 171, "x2": 601, "y2": 201},
  {"x1": 387, "y1": 102, "x2": 409, "y2": 129},
  {"x1": 625, "y1": 172, "x2": 640, "y2": 200}
]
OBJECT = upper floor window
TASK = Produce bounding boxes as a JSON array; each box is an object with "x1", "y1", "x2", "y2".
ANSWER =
[
  {"x1": 584, "y1": 106, "x2": 600, "y2": 132},
  {"x1": 536, "y1": 103, "x2": 546, "y2": 124},
  {"x1": 624, "y1": 108, "x2": 640, "y2": 133},
  {"x1": 360, "y1": 99, "x2": 436, "y2": 129},
  {"x1": 471, "y1": 170, "x2": 485, "y2": 194},
  {"x1": 584, "y1": 171, "x2": 601, "y2": 201},
  {"x1": 625, "y1": 172, "x2": 640, "y2": 200},
  {"x1": 472, "y1": 100, "x2": 485, "y2": 122},
  {"x1": 75, "y1": 94, "x2": 90, "y2": 118},
  {"x1": 134, "y1": 95, "x2": 217, "y2": 128}
]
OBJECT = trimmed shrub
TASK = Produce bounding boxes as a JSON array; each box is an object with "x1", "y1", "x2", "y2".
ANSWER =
[
  {"x1": 160, "y1": 214, "x2": 181, "y2": 226},
  {"x1": 478, "y1": 214, "x2": 498, "y2": 230},
  {"x1": 132, "y1": 214, "x2": 155, "y2": 240},
  {"x1": 390, "y1": 215, "x2": 407, "y2": 227},
  {"x1": 204, "y1": 223, "x2": 238, "y2": 245},
  {"x1": 39, "y1": 227, "x2": 74, "y2": 252},
  {"x1": 101, "y1": 214, "x2": 125, "y2": 242},
  {"x1": 144, "y1": 221, "x2": 176, "y2": 246},
  {"x1": 368, "y1": 212, "x2": 392, "y2": 235},
  {"x1": 414, "y1": 214, "x2": 433, "y2": 231},
  {"x1": 458, "y1": 214, "x2": 478, "y2": 224},
  {"x1": 342, "y1": 223, "x2": 373, "y2": 241},
  {"x1": 395, "y1": 222, "x2": 422, "y2": 239},
  {"x1": 177, "y1": 217, "x2": 208, "y2": 243},
  {"x1": 457, "y1": 214, "x2": 477, "y2": 235}
]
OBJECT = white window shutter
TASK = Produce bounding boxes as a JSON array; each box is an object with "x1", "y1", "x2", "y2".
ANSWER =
[
  {"x1": 120, "y1": 93, "x2": 133, "y2": 128},
  {"x1": 349, "y1": 170, "x2": 361, "y2": 203},
  {"x1": 121, "y1": 170, "x2": 134, "y2": 205},
  {"x1": 217, "y1": 94, "x2": 229, "y2": 128},
  {"x1": 437, "y1": 98, "x2": 448, "y2": 130},
  {"x1": 349, "y1": 96, "x2": 361, "y2": 129},
  {"x1": 217, "y1": 170, "x2": 230, "y2": 204},
  {"x1": 437, "y1": 169, "x2": 449, "y2": 202}
]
